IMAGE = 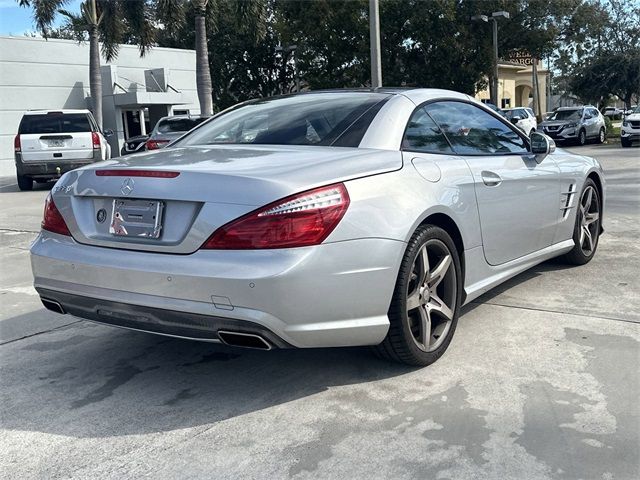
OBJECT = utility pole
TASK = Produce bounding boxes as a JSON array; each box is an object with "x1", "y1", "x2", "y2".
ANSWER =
[{"x1": 369, "y1": 0, "x2": 382, "y2": 88}]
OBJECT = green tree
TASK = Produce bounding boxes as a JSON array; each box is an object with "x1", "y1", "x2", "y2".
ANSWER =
[
  {"x1": 19, "y1": 0, "x2": 155, "y2": 128},
  {"x1": 157, "y1": 0, "x2": 267, "y2": 115}
]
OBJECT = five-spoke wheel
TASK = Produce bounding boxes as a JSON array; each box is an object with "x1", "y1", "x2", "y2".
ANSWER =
[
  {"x1": 376, "y1": 225, "x2": 461, "y2": 366},
  {"x1": 561, "y1": 178, "x2": 601, "y2": 265}
]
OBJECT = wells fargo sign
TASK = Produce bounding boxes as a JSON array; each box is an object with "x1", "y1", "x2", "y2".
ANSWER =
[{"x1": 507, "y1": 50, "x2": 540, "y2": 66}]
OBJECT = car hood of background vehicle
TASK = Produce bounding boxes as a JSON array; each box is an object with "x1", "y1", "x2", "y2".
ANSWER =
[
  {"x1": 540, "y1": 120, "x2": 573, "y2": 128},
  {"x1": 625, "y1": 113, "x2": 640, "y2": 121},
  {"x1": 70, "y1": 145, "x2": 402, "y2": 205}
]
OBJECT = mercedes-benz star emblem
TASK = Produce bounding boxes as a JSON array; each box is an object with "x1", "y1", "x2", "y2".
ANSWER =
[{"x1": 120, "y1": 178, "x2": 134, "y2": 196}]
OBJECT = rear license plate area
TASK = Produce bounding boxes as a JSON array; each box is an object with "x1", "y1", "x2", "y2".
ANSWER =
[
  {"x1": 46, "y1": 139, "x2": 65, "y2": 147},
  {"x1": 110, "y1": 199, "x2": 164, "y2": 238}
]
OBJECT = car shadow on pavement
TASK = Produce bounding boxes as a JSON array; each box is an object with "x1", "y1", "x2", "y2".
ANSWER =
[{"x1": 1, "y1": 316, "x2": 419, "y2": 439}]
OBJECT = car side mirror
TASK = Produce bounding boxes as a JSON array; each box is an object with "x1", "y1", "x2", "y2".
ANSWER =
[
  {"x1": 511, "y1": 117, "x2": 520, "y2": 124},
  {"x1": 104, "y1": 129, "x2": 114, "y2": 137},
  {"x1": 530, "y1": 132, "x2": 555, "y2": 163}
]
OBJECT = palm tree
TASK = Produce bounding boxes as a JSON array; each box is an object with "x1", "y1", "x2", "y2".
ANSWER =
[
  {"x1": 157, "y1": 0, "x2": 266, "y2": 116},
  {"x1": 18, "y1": 0, "x2": 155, "y2": 129}
]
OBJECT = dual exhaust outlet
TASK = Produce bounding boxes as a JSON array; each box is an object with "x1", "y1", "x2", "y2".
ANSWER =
[{"x1": 40, "y1": 297, "x2": 273, "y2": 351}]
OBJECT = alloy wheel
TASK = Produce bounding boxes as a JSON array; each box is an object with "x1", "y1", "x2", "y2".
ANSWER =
[
  {"x1": 578, "y1": 185, "x2": 599, "y2": 256},
  {"x1": 579, "y1": 130, "x2": 586, "y2": 145},
  {"x1": 406, "y1": 239, "x2": 457, "y2": 352},
  {"x1": 599, "y1": 128, "x2": 605, "y2": 143}
]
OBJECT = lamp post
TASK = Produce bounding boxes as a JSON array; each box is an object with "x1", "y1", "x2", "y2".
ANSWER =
[
  {"x1": 471, "y1": 11, "x2": 509, "y2": 107},
  {"x1": 369, "y1": 0, "x2": 382, "y2": 88},
  {"x1": 275, "y1": 44, "x2": 299, "y2": 93}
]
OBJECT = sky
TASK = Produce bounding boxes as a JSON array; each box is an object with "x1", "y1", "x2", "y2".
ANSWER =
[{"x1": 0, "y1": 0, "x2": 81, "y2": 36}]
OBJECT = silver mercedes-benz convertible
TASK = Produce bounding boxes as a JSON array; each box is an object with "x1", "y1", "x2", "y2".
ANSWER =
[{"x1": 30, "y1": 89, "x2": 605, "y2": 366}]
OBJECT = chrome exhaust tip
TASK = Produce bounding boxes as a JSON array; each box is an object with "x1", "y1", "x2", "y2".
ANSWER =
[
  {"x1": 41, "y1": 298, "x2": 66, "y2": 315},
  {"x1": 217, "y1": 330, "x2": 273, "y2": 350}
]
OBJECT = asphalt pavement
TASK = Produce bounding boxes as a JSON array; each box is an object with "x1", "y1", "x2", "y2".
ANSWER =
[{"x1": 1, "y1": 144, "x2": 638, "y2": 479}]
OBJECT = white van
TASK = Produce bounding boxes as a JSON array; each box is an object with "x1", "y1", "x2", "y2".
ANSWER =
[{"x1": 14, "y1": 110, "x2": 111, "y2": 191}]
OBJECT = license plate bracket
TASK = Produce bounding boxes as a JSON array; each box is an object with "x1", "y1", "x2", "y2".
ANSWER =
[{"x1": 110, "y1": 199, "x2": 164, "y2": 238}]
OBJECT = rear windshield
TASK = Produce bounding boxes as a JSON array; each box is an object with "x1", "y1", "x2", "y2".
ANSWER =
[
  {"x1": 156, "y1": 117, "x2": 207, "y2": 133},
  {"x1": 549, "y1": 109, "x2": 583, "y2": 121},
  {"x1": 19, "y1": 113, "x2": 92, "y2": 134},
  {"x1": 172, "y1": 92, "x2": 390, "y2": 147}
]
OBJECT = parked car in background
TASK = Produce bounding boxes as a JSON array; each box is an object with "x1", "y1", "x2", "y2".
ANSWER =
[
  {"x1": 540, "y1": 106, "x2": 606, "y2": 145},
  {"x1": 621, "y1": 105, "x2": 640, "y2": 148},
  {"x1": 145, "y1": 115, "x2": 208, "y2": 150},
  {"x1": 14, "y1": 109, "x2": 111, "y2": 191},
  {"x1": 481, "y1": 101, "x2": 504, "y2": 116},
  {"x1": 120, "y1": 134, "x2": 148, "y2": 156},
  {"x1": 31, "y1": 89, "x2": 605, "y2": 367},
  {"x1": 602, "y1": 106, "x2": 623, "y2": 120},
  {"x1": 503, "y1": 107, "x2": 537, "y2": 136}
]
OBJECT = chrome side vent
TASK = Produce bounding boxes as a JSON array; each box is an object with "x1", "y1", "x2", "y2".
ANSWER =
[{"x1": 560, "y1": 183, "x2": 576, "y2": 220}]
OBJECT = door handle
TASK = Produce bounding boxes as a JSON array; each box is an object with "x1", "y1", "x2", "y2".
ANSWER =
[{"x1": 481, "y1": 171, "x2": 502, "y2": 187}]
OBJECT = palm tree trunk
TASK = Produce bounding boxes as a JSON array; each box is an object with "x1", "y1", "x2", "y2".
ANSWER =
[
  {"x1": 195, "y1": 6, "x2": 213, "y2": 116},
  {"x1": 89, "y1": 24, "x2": 103, "y2": 129}
]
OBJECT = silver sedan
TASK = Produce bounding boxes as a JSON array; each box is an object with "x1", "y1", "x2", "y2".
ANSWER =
[{"x1": 30, "y1": 89, "x2": 605, "y2": 366}]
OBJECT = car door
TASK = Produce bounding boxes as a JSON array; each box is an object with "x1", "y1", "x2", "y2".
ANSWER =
[{"x1": 425, "y1": 100, "x2": 560, "y2": 266}]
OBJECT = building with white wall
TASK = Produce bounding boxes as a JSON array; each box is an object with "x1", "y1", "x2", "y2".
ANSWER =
[{"x1": 0, "y1": 35, "x2": 199, "y2": 177}]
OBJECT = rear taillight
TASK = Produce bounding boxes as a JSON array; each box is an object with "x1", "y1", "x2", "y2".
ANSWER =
[
  {"x1": 91, "y1": 132, "x2": 101, "y2": 149},
  {"x1": 42, "y1": 194, "x2": 71, "y2": 236},
  {"x1": 14, "y1": 134, "x2": 21, "y2": 153},
  {"x1": 202, "y1": 183, "x2": 350, "y2": 250},
  {"x1": 146, "y1": 139, "x2": 170, "y2": 150}
]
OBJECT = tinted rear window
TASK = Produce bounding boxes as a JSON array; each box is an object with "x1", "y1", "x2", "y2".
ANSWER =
[
  {"x1": 173, "y1": 92, "x2": 390, "y2": 147},
  {"x1": 157, "y1": 118, "x2": 206, "y2": 133},
  {"x1": 19, "y1": 113, "x2": 92, "y2": 134}
]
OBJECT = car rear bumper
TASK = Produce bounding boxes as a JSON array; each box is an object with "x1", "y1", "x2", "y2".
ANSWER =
[
  {"x1": 15, "y1": 152, "x2": 100, "y2": 178},
  {"x1": 30, "y1": 231, "x2": 405, "y2": 348}
]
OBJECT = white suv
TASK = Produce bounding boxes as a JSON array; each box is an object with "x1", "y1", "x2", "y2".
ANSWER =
[
  {"x1": 14, "y1": 109, "x2": 111, "y2": 191},
  {"x1": 503, "y1": 107, "x2": 537, "y2": 136},
  {"x1": 621, "y1": 105, "x2": 640, "y2": 148}
]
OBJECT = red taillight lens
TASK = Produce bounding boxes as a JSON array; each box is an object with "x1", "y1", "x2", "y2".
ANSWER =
[
  {"x1": 202, "y1": 183, "x2": 350, "y2": 250},
  {"x1": 145, "y1": 139, "x2": 169, "y2": 150},
  {"x1": 14, "y1": 134, "x2": 21, "y2": 153},
  {"x1": 91, "y1": 132, "x2": 100, "y2": 149},
  {"x1": 42, "y1": 194, "x2": 71, "y2": 236}
]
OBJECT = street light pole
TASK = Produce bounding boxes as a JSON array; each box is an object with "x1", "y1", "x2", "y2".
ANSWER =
[
  {"x1": 492, "y1": 17, "x2": 499, "y2": 106},
  {"x1": 369, "y1": 0, "x2": 382, "y2": 88},
  {"x1": 471, "y1": 11, "x2": 509, "y2": 107}
]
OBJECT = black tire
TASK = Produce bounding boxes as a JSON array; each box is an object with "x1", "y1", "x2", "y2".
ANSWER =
[
  {"x1": 374, "y1": 225, "x2": 463, "y2": 366},
  {"x1": 597, "y1": 127, "x2": 605, "y2": 144},
  {"x1": 559, "y1": 178, "x2": 601, "y2": 265},
  {"x1": 577, "y1": 129, "x2": 587, "y2": 146},
  {"x1": 17, "y1": 174, "x2": 33, "y2": 191},
  {"x1": 621, "y1": 137, "x2": 632, "y2": 148}
]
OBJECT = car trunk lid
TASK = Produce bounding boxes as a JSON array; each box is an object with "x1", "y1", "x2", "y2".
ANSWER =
[{"x1": 50, "y1": 145, "x2": 401, "y2": 253}]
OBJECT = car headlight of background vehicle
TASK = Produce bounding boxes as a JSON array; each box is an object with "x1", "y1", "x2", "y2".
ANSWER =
[
  {"x1": 623, "y1": 120, "x2": 630, "y2": 127},
  {"x1": 566, "y1": 122, "x2": 578, "y2": 129}
]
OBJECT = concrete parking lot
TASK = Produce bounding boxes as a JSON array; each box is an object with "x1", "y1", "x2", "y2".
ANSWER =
[{"x1": 1, "y1": 145, "x2": 638, "y2": 479}]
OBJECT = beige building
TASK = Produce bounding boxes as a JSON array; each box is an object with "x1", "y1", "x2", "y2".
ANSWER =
[{"x1": 475, "y1": 60, "x2": 548, "y2": 115}]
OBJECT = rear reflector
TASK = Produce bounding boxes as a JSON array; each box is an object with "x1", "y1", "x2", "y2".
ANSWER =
[
  {"x1": 95, "y1": 169, "x2": 180, "y2": 178},
  {"x1": 14, "y1": 134, "x2": 21, "y2": 153},
  {"x1": 42, "y1": 194, "x2": 71, "y2": 236},
  {"x1": 202, "y1": 183, "x2": 350, "y2": 249},
  {"x1": 91, "y1": 132, "x2": 101, "y2": 149}
]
